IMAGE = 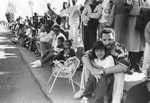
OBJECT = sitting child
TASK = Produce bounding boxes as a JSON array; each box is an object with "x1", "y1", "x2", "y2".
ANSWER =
[
  {"x1": 80, "y1": 41, "x2": 115, "y2": 103},
  {"x1": 52, "y1": 40, "x2": 76, "y2": 76},
  {"x1": 53, "y1": 39, "x2": 76, "y2": 61}
]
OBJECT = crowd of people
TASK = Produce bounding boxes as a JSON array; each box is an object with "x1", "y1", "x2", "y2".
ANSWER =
[{"x1": 6, "y1": 0, "x2": 150, "y2": 103}]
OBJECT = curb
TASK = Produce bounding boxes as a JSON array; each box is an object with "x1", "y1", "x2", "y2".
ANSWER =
[{"x1": 17, "y1": 46, "x2": 52, "y2": 103}]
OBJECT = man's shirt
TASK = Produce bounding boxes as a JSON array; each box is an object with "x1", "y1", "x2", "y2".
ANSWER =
[{"x1": 110, "y1": 42, "x2": 130, "y2": 68}]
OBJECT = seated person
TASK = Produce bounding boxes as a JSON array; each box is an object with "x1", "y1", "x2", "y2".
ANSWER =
[
  {"x1": 51, "y1": 25, "x2": 67, "y2": 52},
  {"x1": 80, "y1": 41, "x2": 115, "y2": 103},
  {"x1": 53, "y1": 39, "x2": 76, "y2": 61},
  {"x1": 37, "y1": 25, "x2": 53, "y2": 56},
  {"x1": 30, "y1": 25, "x2": 51, "y2": 56},
  {"x1": 31, "y1": 37, "x2": 65, "y2": 68},
  {"x1": 74, "y1": 28, "x2": 130, "y2": 103},
  {"x1": 124, "y1": 66, "x2": 150, "y2": 103}
]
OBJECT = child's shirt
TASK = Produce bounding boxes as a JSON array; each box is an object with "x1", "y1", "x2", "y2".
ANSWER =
[
  {"x1": 94, "y1": 55, "x2": 115, "y2": 69},
  {"x1": 54, "y1": 48, "x2": 75, "y2": 61},
  {"x1": 54, "y1": 44, "x2": 64, "y2": 55}
]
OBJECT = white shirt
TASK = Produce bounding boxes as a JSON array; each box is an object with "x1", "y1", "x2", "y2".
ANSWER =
[
  {"x1": 94, "y1": 55, "x2": 115, "y2": 68},
  {"x1": 25, "y1": 28, "x2": 32, "y2": 36},
  {"x1": 81, "y1": 3, "x2": 102, "y2": 22},
  {"x1": 52, "y1": 33, "x2": 66, "y2": 51},
  {"x1": 65, "y1": 5, "x2": 81, "y2": 24},
  {"x1": 40, "y1": 31, "x2": 55, "y2": 43},
  {"x1": 99, "y1": 0, "x2": 111, "y2": 23}
]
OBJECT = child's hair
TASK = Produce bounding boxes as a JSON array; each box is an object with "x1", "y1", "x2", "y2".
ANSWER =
[
  {"x1": 90, "y1": 41, "x2": 108, "y2": 60},
  {"x1": 64, "y1": 39, "x2": 72, "y2": 47},
  {"x1": 58, "y1": 37, "x2": 65, "y2": 43}
]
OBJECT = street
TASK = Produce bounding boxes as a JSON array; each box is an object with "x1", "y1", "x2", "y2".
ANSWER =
[{"x1": 0, "y1": 25, "x2": 51, "y2": 103}]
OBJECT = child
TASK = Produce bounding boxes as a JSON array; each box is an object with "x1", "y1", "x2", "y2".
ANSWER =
[
  {"x1": 53, "y1": 39, "x2": 75, "y2": 61},
  {"x1": 80, "y1": 41, "x2": 115, "y2": 103}
]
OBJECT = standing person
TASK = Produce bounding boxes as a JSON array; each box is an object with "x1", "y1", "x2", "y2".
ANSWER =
[
  {"x1": 126, "y1": 0, "x2": 145, "y2": 74},
  {"x1": 74, "y1": 28, "x2": 130, "y2": 103},
  {"x1": 97, "y1": 0, "x2": 115, "y2": 40},
  {"x1": 142, "y1": 21, "x2": 150, "y2": 75},
  {"x1": 80, "y1": 41, "x2": 115, "y2": 103},
  {"x1": 47, "y1": 3, "x2": 57, "y2": 20},
  {"x1": 64, "y1": 0, "x2": 81, "y2": 48},
  {"x1": 113, "y1": 0, "x2": 129, "y2": 45},
  {"x1": 32, "y1": 12, "x2": 39, "y2": 30},
  {"x1": 81, "y1": 0, "x2": 102, "y2": 51},
  {"x1": 60, "y1": 2, "x2": 69, "y2": 30}
]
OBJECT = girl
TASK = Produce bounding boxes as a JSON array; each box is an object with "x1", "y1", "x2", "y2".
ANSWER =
[{"x1": 80, "y1": 41, "x2": 115, "y2": 103}]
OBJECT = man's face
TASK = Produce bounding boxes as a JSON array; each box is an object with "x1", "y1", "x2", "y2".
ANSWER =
[{"x1": 101, "y1": 33, "x2": 115, "y2": 50}]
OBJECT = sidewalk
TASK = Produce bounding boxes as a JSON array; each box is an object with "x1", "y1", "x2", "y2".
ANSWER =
[
  {"x1": 18, "y1": 45, "x2": 146, "y2": 103},
  {"x1": 18, "y1": 46, "x2": 82, "y2": 103}
]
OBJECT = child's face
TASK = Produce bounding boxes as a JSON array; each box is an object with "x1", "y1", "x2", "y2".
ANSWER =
[
  {"x1": 57, "y1": 39, "x2": 63, "y2": 45},
  {"x1": 64, "y1": 42, "x2": 71, "y2": 49},
  {"x1": 95, "y1": 49, "x2": 105, "y2": 60}
]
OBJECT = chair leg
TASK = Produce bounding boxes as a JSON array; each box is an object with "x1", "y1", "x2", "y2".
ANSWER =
[
  {"x1": 70, "y1": 78, "x2": 75, "y2": 93},
  {"x1": 48, "y1": 73, "x2": 53, "y2": 83},
  {"x1": 49, "y1": 76, "x2": 58, "y2": 93},
  {"x1": 49, "y1": 69, "x2": 61, "y2": 93}
]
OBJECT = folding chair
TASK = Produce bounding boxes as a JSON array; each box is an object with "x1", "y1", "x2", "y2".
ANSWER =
[{"x1": 48, "y1": 56, "x2": 80, "y2": 93}]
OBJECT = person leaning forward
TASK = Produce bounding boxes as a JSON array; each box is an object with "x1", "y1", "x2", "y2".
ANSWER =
[{"x1": 74, "y1": 28, "x2": 130, "y2": 103}]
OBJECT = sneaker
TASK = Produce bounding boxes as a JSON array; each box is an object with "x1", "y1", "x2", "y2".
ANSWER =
[
  {"x1": 30, "y1": 60, "x2": 41, "y2": 65},
  {"x1": 73, "y1": 89, "x2": 84, "y2": 99},
  {"x1": 31, "y1": 62, "x2": 42, "y2": 68},
  {"x1": 80, "y1": 97, "x2": 89, "y2": 103}
]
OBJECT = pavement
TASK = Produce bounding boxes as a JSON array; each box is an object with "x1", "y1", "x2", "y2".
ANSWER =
[{"x1": 5, "y1": 25, "x2": 146, "y2": 103}]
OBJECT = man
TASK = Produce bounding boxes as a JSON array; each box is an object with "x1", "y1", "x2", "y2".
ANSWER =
[
  {"x1": 31, "y1": 25, "x2": 66, "y2": 67},
  {"x1": 64, "y1": 0, "x2": 81, "y2": 47},
  {"x1": 47, "y1": 3, "x2": 57, "y2": 20},
  {"x1": 32, "y1": 12, "x2": 39, "y2": 30},
  {"x1": 74, "y1": 28, "x2": 130, "y2": 103},
  {"x1": 124, "y1": 66, "x2": 150, "y2": 103},
  {"x1": 81, "y1": 0, "x2": 101, "y2": 51}
]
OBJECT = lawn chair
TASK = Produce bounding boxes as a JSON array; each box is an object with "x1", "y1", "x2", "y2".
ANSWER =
[{"x1": 48, "y1": 56, "x2": 80, "y2": 93}]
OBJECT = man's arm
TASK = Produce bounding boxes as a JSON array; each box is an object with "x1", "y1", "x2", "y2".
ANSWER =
[
  {"x1": 82, "y1": 50, "x2": 103, "y2": 75},
  {"x1": 104, "y1": 45, "x2": 130, "y2": 74},
  {"x1": 89, "y1": 4, "x2": 102, "y2": 19},
  {"x1": 91, "y1": 60, "x2": 103, "y2": 70}
]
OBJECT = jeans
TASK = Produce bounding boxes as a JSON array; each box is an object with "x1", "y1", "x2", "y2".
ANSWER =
[{"x1": 79, "y1": 65, "x2": 124, "y2": 103}]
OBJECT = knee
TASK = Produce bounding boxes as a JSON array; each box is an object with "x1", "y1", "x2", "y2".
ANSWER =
[{"x1": 114, "y1": 73, "x2": 124, "y2": 81}]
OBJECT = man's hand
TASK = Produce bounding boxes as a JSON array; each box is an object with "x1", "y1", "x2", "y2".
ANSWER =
[
  {"x1": 91, "y1": 68, "x2": 103, "y2": 75},
  {"x1": 91, "y1": 60, "x2": 104, "y2": 70}
]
